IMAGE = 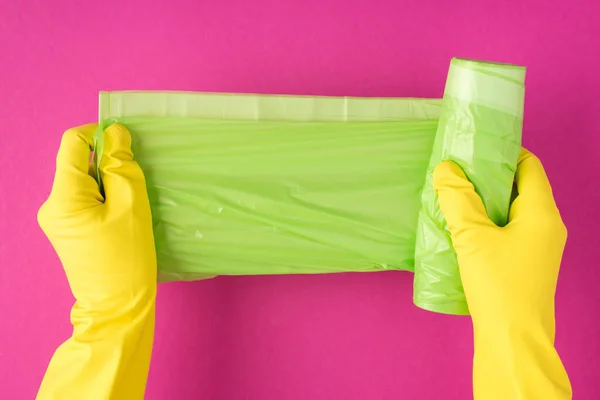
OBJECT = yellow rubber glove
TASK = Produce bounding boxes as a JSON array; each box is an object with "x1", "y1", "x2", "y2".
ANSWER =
[
  {"x1": 433, "y1": 149, "x2": 571, "y2": 399},
  {"x1": 37, "y1": 124, "x2": 156, "y2": 400}
]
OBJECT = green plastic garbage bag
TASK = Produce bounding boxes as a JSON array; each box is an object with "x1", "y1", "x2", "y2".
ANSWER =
[
  {"x1": 94, "y1": 58, "x2": 525, "y2": 315},
  {"x1": 413, "y1": 59, "x2": 526, "y2": 315}
]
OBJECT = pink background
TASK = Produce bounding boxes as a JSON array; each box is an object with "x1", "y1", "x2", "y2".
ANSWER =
[{"x1": 1, "y1": 1, "x2": 599, "y2": 398}]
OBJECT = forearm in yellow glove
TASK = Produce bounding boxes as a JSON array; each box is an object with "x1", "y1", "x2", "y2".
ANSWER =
[
  {"x1": 434, "y1": 149, "x2": 571, "y2": 399},
  {"x1": 37, "y1": 124, "x2": 157, "y2": 400}
]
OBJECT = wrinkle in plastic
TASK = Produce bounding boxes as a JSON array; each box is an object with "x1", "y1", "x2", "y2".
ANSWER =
[{"x1": 94, "y1": 58, "x2": 524, "y2": 315}]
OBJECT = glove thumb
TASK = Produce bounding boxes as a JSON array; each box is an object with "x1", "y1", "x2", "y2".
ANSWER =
[
  {"x1": 100, "y1": 124, "x2": 148, "y2": 211},
  {"x1": 433, "y1": 161, "x2": 495, "y2": 244}
]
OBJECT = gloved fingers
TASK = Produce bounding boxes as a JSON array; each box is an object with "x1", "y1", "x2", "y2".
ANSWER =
[
  {"x1": 433, "y1": 161, "x2": 495, "y2": 240},
  {"x1": 100, "y1": 124, "x2": 150, "y2": 211},
  {"x1": 47, "y1": 124, "x2": 103, "y2": 208},
  {"x1": 509, "y1": 148, "x2": 561, "y2": 223}
]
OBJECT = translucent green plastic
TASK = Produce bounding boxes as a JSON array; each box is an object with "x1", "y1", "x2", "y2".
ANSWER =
[
  {"x1": 94, "y1": 58, "x2": 524, "y2": 315},
  {"x1": 413, "y1": 59, "x2": 525, "y2": 315}
]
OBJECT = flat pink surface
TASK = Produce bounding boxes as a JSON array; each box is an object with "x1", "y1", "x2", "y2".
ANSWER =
[{"x1": 1, "y1": 1, "x2": 599, "y2": 399}]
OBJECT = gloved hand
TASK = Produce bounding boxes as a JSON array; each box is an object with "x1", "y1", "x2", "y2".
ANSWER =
[
  {"x1": 37, "y1": 124, "x2": 156, "y2": 400},
  {"x1": 433, "y1": 149, "x2": 571, "y2": 399}
]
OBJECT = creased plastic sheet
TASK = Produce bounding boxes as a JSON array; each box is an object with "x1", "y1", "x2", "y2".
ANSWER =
[{"x1": 93, "y1": 58, "x2": 524, "y2": 315}]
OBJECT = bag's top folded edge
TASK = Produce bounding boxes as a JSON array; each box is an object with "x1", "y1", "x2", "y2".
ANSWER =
[{"x1": 99, "y1": 91, "x2": 442, "y2": 122}]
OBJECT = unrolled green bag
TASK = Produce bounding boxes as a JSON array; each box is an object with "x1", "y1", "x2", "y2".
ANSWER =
[{"x1": 94, "y1": 58, "x2": 524, "y2": 315}]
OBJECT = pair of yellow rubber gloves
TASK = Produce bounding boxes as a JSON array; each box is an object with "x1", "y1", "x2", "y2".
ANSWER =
[{"x1": 37, "y1": 124, "x2": 572, "y2": 399}]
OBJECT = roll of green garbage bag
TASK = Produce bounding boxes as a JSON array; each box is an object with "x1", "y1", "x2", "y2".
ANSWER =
[
  {"x1": 93, "y1": 58, "x2": 524, "y2": 316},
  {"x1": 413, "y1": 58, "x2": 525, "y2": 315}
]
